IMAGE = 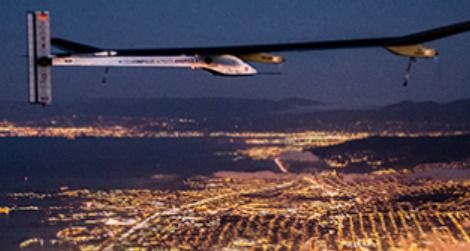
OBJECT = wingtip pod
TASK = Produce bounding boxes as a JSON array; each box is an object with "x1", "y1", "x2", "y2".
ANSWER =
[{"x1": 27, "y1": 11, "x2": 52, "y2": 106}]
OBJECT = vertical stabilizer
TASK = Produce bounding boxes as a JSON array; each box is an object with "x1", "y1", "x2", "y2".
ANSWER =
[{"x1": 27, "y1": 11, "x2": 52, "y2": 106}]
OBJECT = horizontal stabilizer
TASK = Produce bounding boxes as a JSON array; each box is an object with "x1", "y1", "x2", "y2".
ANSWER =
[{"x1": 51, "y1": 37, "x2": 101, "y2": 54}]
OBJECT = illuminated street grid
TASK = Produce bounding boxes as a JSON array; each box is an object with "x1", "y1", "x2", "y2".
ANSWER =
[{"x1": 12, "y1": 170, "x2": 470, "y2": 251}]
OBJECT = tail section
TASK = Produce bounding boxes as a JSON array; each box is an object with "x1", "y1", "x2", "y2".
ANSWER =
[{"x1": 27, "y1": 11, "x2": 52, "y2": 106}]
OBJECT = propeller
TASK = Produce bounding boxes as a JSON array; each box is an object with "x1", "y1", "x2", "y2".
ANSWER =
[
  {"x1": 258, "y1": 72, "x2": 282, "y2": 75},
  {"x1": 259, "y1": 62, "x2": 284, "y2": 75}
]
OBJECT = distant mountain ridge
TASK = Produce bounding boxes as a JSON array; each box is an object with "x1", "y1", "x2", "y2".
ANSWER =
[
  {"x1": 0, "y1": 97, "x2": 469, "y2": 131},
  {"x1": 380, "y1": 100, "x2": 441, "y2": 111},
  {"x1": 376, "y1": 98, "x2": 470, "y2": 122},
  {"x1": 277, "y1": 97, "x2": 325, "y2": 107}
]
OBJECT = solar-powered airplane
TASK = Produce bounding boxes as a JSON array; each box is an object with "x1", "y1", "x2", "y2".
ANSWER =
[{"x1": 27, "y1": 11, "x2": 470, "y2": 106}]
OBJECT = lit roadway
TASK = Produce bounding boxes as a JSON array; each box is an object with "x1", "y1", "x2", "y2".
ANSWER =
[{"x1": 101, "y1": 180, "x2": 295, "y2": 250}]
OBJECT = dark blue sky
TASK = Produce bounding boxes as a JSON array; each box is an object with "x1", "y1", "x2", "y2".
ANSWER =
[{"x1": 2, "y1": 1, "x2": 470, "y2": 106}]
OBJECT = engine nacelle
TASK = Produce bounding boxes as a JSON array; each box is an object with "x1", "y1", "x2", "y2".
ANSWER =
[
  {"x1": 237, "y1": 53, "x2": 285, "y2": 64},
  {"x1": 386, "y1": 44, "x2": 437, "y2": 58}
]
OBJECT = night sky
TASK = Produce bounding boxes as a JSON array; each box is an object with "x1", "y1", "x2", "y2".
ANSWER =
[{"x1": 2, "y1": 1, "x2": 470, "y2": 107}]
